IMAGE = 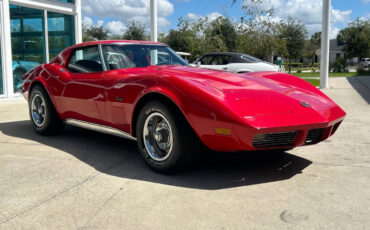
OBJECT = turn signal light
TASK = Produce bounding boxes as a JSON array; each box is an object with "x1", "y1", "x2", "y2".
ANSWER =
[{"x1": 215, "y1": 128, "x2": 232, "y2": 136}]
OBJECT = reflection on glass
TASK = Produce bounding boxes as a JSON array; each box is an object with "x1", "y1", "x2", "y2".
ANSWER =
[
  {"x1": 23, "y1": 18, "x2": 43, "y2": 32},
  {"x1": 10, "y1": 5, "x2": 45, "y2": 93},
  {"x1": 10, "y1": 19, "x2": 20, "y2": 32},
  {"x1": 56, "y1": 0, "x2": 74, "y2": 3},
  {"x1": 48, "y1": 12, "x2": 75, "y2": 60}
]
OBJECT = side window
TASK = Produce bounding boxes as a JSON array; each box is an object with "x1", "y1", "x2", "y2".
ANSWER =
[
  {"x1": 102, "y1": 45, "x2": 154, "y2": 70},
  {"x1": 200, "y1": 55, "x2": 214, "y2": 65},
  {"x1": 66, "y1": 46, "x2": 103, "y2": 73},
  {"x1": 103, "y1": 45, "x2": 137, "y2": 70},
  {"x1": 240, "y1": 54, "x2": 261, "y2": 63},
  {"x1": 211, "y1": 55, "x2": 231, "y2": 65},
  {"x1": 240, "y1": 55, "x2": 254, "y2": 63}
]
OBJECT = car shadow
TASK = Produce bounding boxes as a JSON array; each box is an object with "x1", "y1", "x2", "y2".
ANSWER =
[
  {"x1": 0, "y1": 120, "x2": 312, "y2": 190},
  {"x1": 347, "y1": 76, "x2": 370, "y2": 104}
]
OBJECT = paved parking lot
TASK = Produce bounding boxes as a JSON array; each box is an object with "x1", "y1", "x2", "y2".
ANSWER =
[{"x1": 0, "y1": 77, "x2": 369, "y2": 229}]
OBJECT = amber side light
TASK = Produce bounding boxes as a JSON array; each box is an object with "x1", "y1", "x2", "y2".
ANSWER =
[{"x1": 215, "y1": 128, "x2": 232, "y2": 136}]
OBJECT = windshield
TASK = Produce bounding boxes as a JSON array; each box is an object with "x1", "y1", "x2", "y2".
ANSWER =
[{"x1": 102, "y1": 44, "x2": 188, "y2": 70}]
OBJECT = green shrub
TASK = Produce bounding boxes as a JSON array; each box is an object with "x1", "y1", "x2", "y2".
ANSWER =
[
  {"x1": 283, "y1": 62, "x2": 303, "y2": 68},
  {"x1": 357, "y1": 67, "x2": 370, "y2": 75},
  {"x1": 330, "y1": 58, "x2": 348, "y2": 73}
]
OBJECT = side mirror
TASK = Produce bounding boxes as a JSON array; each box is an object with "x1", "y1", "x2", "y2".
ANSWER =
[{"x1": 197, "y1": 61, "x2": 201, "y2": 67}]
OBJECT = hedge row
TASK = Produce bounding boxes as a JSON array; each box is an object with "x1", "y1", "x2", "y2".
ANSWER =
[{"x1": 282, "y1": 63, "x2": 319, "y2": 68}]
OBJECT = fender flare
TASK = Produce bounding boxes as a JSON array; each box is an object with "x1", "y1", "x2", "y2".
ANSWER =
[
  {"x1": 130, "y1": 88, "x2": 187, "y2": 137},
  {"x1": 29, "y1": 78, "x2": 60, "y2": 112}
]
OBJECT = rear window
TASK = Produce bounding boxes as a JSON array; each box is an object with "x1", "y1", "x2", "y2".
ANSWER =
[
  {"x1": 66, "y1": 46, "x2": 103, "y2": 73},
  {"x1": 241, "y1": 55, "x2": 262, "y2": 63}
]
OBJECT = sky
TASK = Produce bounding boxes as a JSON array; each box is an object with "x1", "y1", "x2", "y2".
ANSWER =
[{"x1": 82, "y1": 0, "x2": 370, "y2": 39}]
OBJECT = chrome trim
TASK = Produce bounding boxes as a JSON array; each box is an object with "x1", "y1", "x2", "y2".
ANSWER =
[
  {"x1": 143, "y1": 112, "x2": 173, "y2": 161},
  {"x1": 100, "y1": 42, "x2": 166, "y2": 47},
  {"x1": 64, "y1": 119, "x2": 136, "y2": 141}
]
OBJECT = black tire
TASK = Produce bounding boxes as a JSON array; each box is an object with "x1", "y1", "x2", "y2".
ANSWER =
[
  {"x1": 29, "y1": 85, "x2": 64, "y2": 135},
  {"x1": 136, "y1": 100, "x2": 197, "y2": 173}
]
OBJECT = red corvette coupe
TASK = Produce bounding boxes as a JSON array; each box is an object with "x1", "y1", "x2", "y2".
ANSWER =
[{"x1": 22, "y1": 40, "x2": 346, "y2": 172}]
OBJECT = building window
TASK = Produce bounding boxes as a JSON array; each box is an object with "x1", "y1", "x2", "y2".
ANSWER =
[
  {"x1": 0, "y1": 33, "x2": 3, "y2": 95},
  {"x1": 48, "y1": 11, "x2": 75, "y2": 60},
  {"x1": 10, "y1": 5, "x2": 46, "y2": 93}
]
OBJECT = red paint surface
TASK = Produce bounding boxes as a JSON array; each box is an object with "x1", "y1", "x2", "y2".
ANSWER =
[{"x1": 22, "y1": 40, "x2": 346, "y2": 151}]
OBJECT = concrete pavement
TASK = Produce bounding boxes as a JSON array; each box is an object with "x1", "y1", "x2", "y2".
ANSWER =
[{"x1": 0, "y1": 77, "x2": 369, "y2": 229}]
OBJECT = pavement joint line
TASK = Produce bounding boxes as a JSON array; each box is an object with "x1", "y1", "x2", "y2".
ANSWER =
[
  {"x1": 0, "y1": 141, "x2": 45, "y2": 146},
  {"x1": 0, "y1": 154, "x2": 66, "y2": 161},
  {"x1": 0, "y1": 153, "x2": 137, "y2": 225}
]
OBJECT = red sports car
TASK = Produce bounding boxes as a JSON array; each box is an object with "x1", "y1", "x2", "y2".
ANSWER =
[{"x1": 22, "y1": 40, "x2": 346, "y2": 172}]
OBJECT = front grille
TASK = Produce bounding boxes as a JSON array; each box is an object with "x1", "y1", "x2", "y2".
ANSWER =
[
  {"x1": 253, "y1": 131, "x2": 298, "y2": 148},
  {"x1": 305, "y1": 128, "x2": 324, "y2": 144}
]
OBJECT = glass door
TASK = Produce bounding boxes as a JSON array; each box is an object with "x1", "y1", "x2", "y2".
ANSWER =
[
  {"x1": 0, "y1": 1, "x2": 3, "y2": 95},
  {"x1": 10, "y1": 5, "x2": 46, "y2": 93}
]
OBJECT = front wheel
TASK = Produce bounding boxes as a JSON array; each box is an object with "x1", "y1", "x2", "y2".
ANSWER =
[
  {"x1": 136, "y1": 100, "x2": 197, "y2": 173},
  {"x1": 29, "y1": 85, "x2": 64, "y2": 135}
]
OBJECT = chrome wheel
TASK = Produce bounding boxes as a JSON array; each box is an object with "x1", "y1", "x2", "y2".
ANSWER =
[
  {"x1": 143, "y1": 112, "x2": 173, "y2": 161},
  {"x1": 31, "y1": 93, "x2": 47, "y2": 127}
]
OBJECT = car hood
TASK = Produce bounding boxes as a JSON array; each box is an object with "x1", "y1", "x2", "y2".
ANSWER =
[{"x1": 159, "y1": 65, "x2": 345, "y2": 126}]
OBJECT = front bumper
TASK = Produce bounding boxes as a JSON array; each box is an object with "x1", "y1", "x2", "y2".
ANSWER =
[{"x1": 199, "y1": 115, "x2": 345, "y2": 152}]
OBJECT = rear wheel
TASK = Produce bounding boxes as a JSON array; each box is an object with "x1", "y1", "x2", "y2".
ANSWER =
[
  {"x1": 136, "y1": 100, "x2": 197, "y2": 173},
  {"x1": 29, "y1": 85, "x2": 64, "y2": 135}
]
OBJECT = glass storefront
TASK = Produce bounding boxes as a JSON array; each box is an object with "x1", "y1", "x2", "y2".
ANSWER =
[
  {"x1": 0, "y1": 38, "x2": 3, "y2": 95},
  {"x1": 0, "y1": 0, "x2": 79, "y2": 97},
  {"x1": 48, "y1": 12, "x2": 75, "y2": 60},
  {"x1": 9, "y1": 5, "x2": 76, "y2": 93},
  {"x1": 10, "y1": 5, "x2": 45, "y2": 93},
  {"x1": 0, "y1": 2, "x2": 3, "y2": 95}
]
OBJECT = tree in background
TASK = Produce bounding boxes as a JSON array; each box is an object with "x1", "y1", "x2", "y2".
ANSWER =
[
  {"x1": 303, "y1": 32, "x2": 321, "y2": 64},
  {"x1": 279, "y1": 17, "x2": 307, "y2": 73},
  {"x1": 164, "y1": 16, "x2": 208, "y2": 61},
  {"x1": 233, "y1": 0, "x2": 286, "y2": 61},
  {"x1": 82, "y1": 24, "x2": 109, "y2": 41},
  {"x1": 207, "y1": 17, "x2": 238, "y2": 52},
  {"x1": 123, "y1": 20, "x2": 149, "y2": 41},
  {"x1": 337, "y1": 19, "x2": 370, "y2": 59}
]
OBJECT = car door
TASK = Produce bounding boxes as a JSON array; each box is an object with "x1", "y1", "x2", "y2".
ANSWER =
[
  {"x1": 101, "y1": 44, "x2": 152, "y2": 133},
  {"x1": 209, "y1": 55, "x2": 231, "y2": 71},
  {"x1": 62, "y1": 45, "x2": 107, "y2": 123},
  {"x1": 197, "y1": 55, "x2": 216, "y2": 70},
  {"x1": 228, "y1": 54, "x2": 258, "y2": 73}
]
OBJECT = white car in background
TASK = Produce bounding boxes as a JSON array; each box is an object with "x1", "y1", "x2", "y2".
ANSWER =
[
  {"x1": 360, "y1": 58, "x2": 370, "y2": 68},
  {"x1": 192, "y1": 52, "x2": 281, "y2": 73}
]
